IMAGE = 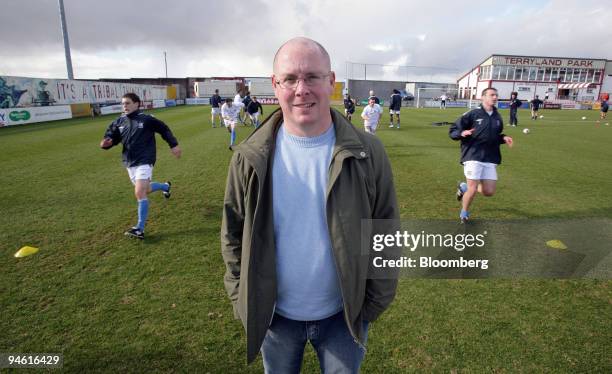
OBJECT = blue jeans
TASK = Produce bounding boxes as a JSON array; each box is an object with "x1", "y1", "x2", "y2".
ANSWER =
[{"x1": 261, "y1": 311, "x2": 369, "y2": 374}]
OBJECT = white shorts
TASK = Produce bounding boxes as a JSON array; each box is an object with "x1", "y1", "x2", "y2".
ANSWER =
[
  {"x1": 389, "y1": 109, "x2": 400, "y2": 115},
  {"x1": 364, "y1": 121, "x2": 378, "y2": 131},
  {"x1": 224, "y1": 120, "x2": 237, "y2": 127},
  {"x1": 211, "y1": 107, "x2": 221, "y2": 115},
  {"x1": 127, "y1": 164, "x2": 153, "y2": 185},
  {"x1": 249, "y1": 112, "x2": 260, "y2": 121},
  {"x1": 463, "y1": 161, "x2": 497, "y2": 180}
]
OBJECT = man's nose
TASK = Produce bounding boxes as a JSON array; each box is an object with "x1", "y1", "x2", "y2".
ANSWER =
[{"x1": 294, "y1": 80, "x2": 310, "y2": 95}]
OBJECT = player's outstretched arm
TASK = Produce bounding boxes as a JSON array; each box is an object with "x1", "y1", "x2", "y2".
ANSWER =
[
  {"x1": 170, "y1": 145, "x2": 182, "y2": 158},
  {"x1": 361, "y1": 108, "x2": 369, "y2": 120},
  {"x1": 100, "y1": 137, "x2": 114, "y2": 149},
  {"x1": 503, "y1": 136, "x2": 513, "y2": 148},
  {"x1": 449, "y1": 113, "x2": 471, "y2": 140},
  {"x1": 101, "y1": 120, "x2": 121, "y2": 149}
]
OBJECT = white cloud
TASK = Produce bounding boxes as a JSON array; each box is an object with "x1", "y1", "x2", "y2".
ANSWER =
[
  {"x1": 0, "y1": 0, "x2": 610, "y2": 82},
  {"x1": 369, "y1": 44, "x2": 396, "y2": 52},
  {"x1": 382, "y1": 55, "x2": 411, "y2": 81}
]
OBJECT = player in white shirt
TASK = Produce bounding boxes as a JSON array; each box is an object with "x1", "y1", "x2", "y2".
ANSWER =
[
  {"x1": 361, "y1": 97, "x2": 383, "y2": 134},
  {"x1": 222, "y1": 98, "x2": 241, "y2": 148},
  {"x1": 440, "y1": 94, "x2": 448, "y2": 109},
  {"x1": 234, "y1": 91, "x2": 246, "y2": 124}
]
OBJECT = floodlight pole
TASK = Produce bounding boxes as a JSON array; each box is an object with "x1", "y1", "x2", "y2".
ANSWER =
[
  {"x1": 345, "y1": 61, "x2": 348, "y2": 94},
  {"x1": 345, "y1": 61, "x2": 348, "y2": 82},
  {"x1": 58, "y1": 0, "x2": 74, "y2": 79},
  {"x1": 164, "y1": 51, "x2": 168, "y2": 78}
]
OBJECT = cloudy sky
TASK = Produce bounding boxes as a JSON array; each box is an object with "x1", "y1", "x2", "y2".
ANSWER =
[{"x1": 1, "y1": 0, "x2": 610, "y2": 82}]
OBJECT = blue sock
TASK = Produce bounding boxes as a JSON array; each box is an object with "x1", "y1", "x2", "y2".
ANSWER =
[
  {"x1": 137, "y1": 199, "x2": 149, "y2": 231},
  {"x1": 230, "y1": 129, "x2": 236, "y2": 145},
  {"x1": 460, "y1": 209, "x2": 469, "y2": 218},
  {"x1": 150, "y1": 182, "x2": 168, "y2": 193}
]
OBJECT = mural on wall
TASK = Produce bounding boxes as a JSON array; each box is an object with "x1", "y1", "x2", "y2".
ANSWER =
[
  {"x1": 0, "y1": 77, "x2": 28, "y2": 108},
  {"x1": 0, "y1": 76, "x2": 168, "y2": 108}
]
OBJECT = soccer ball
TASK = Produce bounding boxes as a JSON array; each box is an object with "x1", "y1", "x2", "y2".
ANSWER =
[
  {"x1": 523, "y1": 128, "x2": 530, "y2": 134},
  {"x1": 581, "y1": 116, "x2": 587, "y2": 120},
  {"x1": 539, "y1": 115, "x2": 544, "y2": 119}
]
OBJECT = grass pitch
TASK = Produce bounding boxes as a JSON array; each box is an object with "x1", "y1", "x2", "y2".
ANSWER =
[{"x1": 1, "y1": 105, "x2": 610, "y2": 372}]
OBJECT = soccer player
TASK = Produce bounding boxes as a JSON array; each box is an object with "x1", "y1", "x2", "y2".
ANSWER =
[
  {"x1": 368, "y1": 90, "x2": 380, "y2": 104},
  {"x1": 389, "y1": 89, "x2": 402, "y2": 128},
  {"x1": 440, "y1": 93, "x2": 448, "y2": 109},
  {"x1": 600, "y1": 98, "x2": 609, "y2": 121},
  {"x1": 343, "y1": 93, "x2": 355, "y2": 121},
  {"x1": 233, "y1": 90, "x2": 245, "y2": 124},
  {"x1": 99, "y1": 93, "x2": 181, "y2": 239},
  {"x1": 530, "y1": 95, "x2": 543, "y2": 120},
  {"x1": 222, "y1": 98, "x2": 241, "y2": 148},
  {"x1": 361, "y1": 97, "x2": 383, "y2": 134},
  {"x1": 246, "y1": 96, "x2": 264, "y2": 128},
  {"x1": 210, "y1": 89, "x2": 223, "y2": 128},
  {"x1": 508, "y1": 92, "x2": 522, "y2": 127},
  {"x1": 242, "y1": 91, "x2": 253, "y2": 126},
  {"x1": 449, "y1": 87, "x2": 513, "y2": 223}
]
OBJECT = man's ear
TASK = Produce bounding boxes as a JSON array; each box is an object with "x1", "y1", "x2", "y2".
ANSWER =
[
  {"x1": 329, "y1": 71, "x2": 336, "y2": 86},
  {"x1": 328, "y1": 71, "x2": 336, "y2": 94}
]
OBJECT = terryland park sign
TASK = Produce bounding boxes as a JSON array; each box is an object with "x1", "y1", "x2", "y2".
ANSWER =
[
  {"x1": 491, "y1": 55, "x2": 606, "y2": 69},
  {"x1": 0, "y1": 76, "x2": 167, "y2": 108}
]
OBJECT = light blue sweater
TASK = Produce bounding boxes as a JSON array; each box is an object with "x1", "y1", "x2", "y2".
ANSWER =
[{"x1": 272, "y1": 123, "x2": 343, "y2": 321}]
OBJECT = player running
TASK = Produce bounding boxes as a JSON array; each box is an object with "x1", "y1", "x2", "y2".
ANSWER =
[
  {"x1": 246, "y1": 96, "x2": 264, "y2": 128},
  {"x1": 600, "y1": 98, "x2": 608, "y2": 121},
  {"x1": 210, "y1": 89, "x2": 223, "y2": 128},
  {"x1": 222, "y1": 98, "x2": 241, "y2": 148},
  {"x1": 449, "y1": 88, "x2": 513, "y2": 223},
  {"x1": 343, "y1": 93, "x2": 356, "y2": 121},
  {"x1": 361, "y1": 97, "x2": 383, "y2": 134},
  {"x1": 99, "y1": 93, "x2": 181, "y2": 239},
  {"x1": 530, "y1": 95, "x2": 543, "y2": 120}
]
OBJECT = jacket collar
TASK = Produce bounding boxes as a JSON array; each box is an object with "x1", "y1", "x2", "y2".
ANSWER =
[
  {"x1": 234, "y1": 107, "x2": 367, "y2": 177},
  {"x1": 476, "y1": 104, "x2": 499, "y2": 114},
  {"x1": 126, "y1": 110, "x2": 142, "y2": 119}
]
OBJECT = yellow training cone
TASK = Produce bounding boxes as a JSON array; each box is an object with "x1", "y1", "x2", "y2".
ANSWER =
[
  {"x1": 14, "y1": 246, "x2": 39, "y2": 258},
  {"x1": 546, "y1": 240, "x2": 567, "y2": 250}
]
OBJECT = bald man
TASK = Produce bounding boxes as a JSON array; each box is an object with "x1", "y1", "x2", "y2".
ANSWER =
[{"x1": 221, "y1": 37, "x2": 399, "y2": 372}]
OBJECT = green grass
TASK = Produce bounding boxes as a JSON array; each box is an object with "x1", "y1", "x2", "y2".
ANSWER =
[{"x1": 1, "y1": 105, "x2": 610, "y2": 372}]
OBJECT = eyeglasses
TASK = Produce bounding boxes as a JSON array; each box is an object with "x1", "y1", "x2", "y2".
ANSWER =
[{"x1": 275, "y1": 74, "x2": 330, "y2": 89}]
